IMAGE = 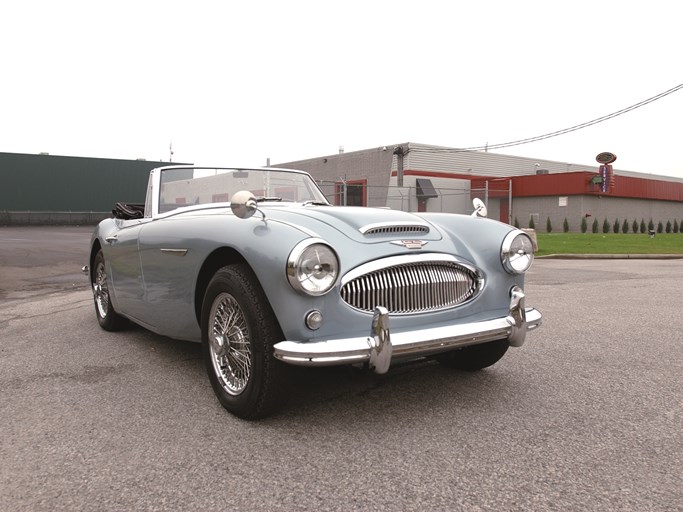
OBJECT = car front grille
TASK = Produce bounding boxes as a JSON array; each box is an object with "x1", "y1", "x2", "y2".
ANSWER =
[{"x1": 340, "y1": 259, "x2": 482, "y2": 314}]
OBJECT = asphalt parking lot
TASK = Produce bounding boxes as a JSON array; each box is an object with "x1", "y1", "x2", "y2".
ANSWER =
[
  {"x1": 0, "y1": 226, "x2": 92, "y2": 303},
  {"x1": 1, "y1": 226, "x2": 682, "y2": 511}
]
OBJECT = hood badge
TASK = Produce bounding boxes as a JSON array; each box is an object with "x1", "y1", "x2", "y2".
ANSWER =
[{"x1": 391, "y1": 240, "x2": 428, "y2": 250}]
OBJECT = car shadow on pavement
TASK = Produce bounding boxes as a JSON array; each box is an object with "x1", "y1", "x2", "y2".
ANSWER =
[{"x1": 119, "y1": 323, "x2": 514, "y2": 423}]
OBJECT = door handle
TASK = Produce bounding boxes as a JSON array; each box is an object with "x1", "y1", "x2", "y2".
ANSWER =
[{"x1": 105, "y1": 235, "x2": 118, "y2": 243}]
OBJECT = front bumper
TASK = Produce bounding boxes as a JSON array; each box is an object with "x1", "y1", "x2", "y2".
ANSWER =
[{"x1": 273, "y1": 286, "x2": 542, "y2": 374}]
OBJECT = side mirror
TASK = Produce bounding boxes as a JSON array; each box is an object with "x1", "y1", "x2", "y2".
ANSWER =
[
  {"x1": 230, "y1": 191, "x2": 258, "y2": 219},
  {"x1": 471, "y1": 198, "x2": 488, "y2": 218}
]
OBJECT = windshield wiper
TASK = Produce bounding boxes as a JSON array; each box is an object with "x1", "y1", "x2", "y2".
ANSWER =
[
  {"x1": 254, "y1": 197, "x2": 327, "y2": 205},
  {"x1": 254, "y1": 196, "x2": 283, "y2": 202},
  {"x1": 301, "y1": 200, "x2": 330, "y2": 206}
]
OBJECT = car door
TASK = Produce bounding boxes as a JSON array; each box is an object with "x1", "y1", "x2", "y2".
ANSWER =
[
  {"x1": 105, "y1": 219, "x2": 148, "y2": 319},
  {"x1": 134, "y1": 218, "x2": 205, "y2": 341}
]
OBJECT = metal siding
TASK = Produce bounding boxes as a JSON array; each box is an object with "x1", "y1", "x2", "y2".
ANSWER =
[
  {"x1": 274, "y1": 147, "x2": 396, "y2": 207},
  {"x1": 614, "y1": 175, "x2": 683, "y2": 201},
  {"x1": 512, "y1": 171, "x2": 683, "y2": 201},
  {"x1": 0, "y1": 152, "x2": 181, "y2": 212},
  {"x1": 512, "y1": 173, "x2": 591, "y2": 196},
  {"x1": 277, "y1": 143, "x2": 683, "y2": 202},
  {"x1": 404, "y1": 142, "x2": 592, "y2": 177}
]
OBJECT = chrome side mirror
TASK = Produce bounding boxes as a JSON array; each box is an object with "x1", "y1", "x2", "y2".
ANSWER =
[
  {"x1": 471, "y1": 198, "x2": 488, "y2": 218},
  {"x1": 230, "y1": 191, "x2": 259, "y2": 219}
]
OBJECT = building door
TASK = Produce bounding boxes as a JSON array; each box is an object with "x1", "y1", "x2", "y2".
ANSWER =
[{"x1": 335, "y1": 179, "x2": 367, "y2": 206}]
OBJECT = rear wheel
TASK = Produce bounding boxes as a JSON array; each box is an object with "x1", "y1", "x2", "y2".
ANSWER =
[
  {"x1": 437, "y1": 339, "x2": 509, "y2": 371},
  {"x1": 91, "y1": 249, "x2": 127, "y2": 331},
  {"x1": 201, "y1": 264, "x2": 285, "y2": 420}
]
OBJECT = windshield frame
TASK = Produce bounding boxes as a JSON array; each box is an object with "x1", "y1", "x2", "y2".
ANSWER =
[{"x1": 150, "y1": 166, "x2": 329, "y2": 218}]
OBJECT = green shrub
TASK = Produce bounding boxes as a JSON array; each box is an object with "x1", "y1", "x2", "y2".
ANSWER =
[
  {"x1": 613, "y1": 218, "x2": 620, "y2": 234},
  {"x1": 666, "y1": 220, "x2": 672, "y2": 233},
  {"x1": 529, "y1": 216, "x2": 535, "y2": 229},
  {"x1": 622, "y1": 219, "x2": 629, "y2": 234},
  {"x1": 674, "y1": 220, "x2": 680, "y2": 233},
  {"x1": 640, "y1": 219, "x2": 647, "y2": 233},
  {"x1": 563, "y1": 218, "x2": 569, "y2": 233},
  {"x1": 657, "y1": 221, "x2": 663, "y2": 233},
  {"x1": 648, "y1": 219, "x2": 655, "y2": 232},
  {"x1": 602, "y1": 218, "x2": 610, "y2": 234},
  {"x1": 546, "y1": 217, "x2": 552, "y2": 233},
  {"x1": 632, "y1": 219, "x2": 638, "y2": 233},
  {"x1": 592, "y1": 218, "x2": 599, "y2": 233},
  {"x1": 514, "y1": 217, "x2": 520, "y2": 228},
  {"x1": 581, "y1": 217, "x2": 588, "y2": 233}
]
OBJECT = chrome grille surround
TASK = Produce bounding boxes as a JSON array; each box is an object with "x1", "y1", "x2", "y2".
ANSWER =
[
  {"x1": 340, "y1": 254, "x2": 484, "y2": 314},
  {"x1": 359, "y1": 222, "x2": 430, "y2": 237}
]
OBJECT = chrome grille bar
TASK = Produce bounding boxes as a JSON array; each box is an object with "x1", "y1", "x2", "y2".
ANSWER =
[{"x1": 341, "y1": 260, "x2": 481, "y2": 314}]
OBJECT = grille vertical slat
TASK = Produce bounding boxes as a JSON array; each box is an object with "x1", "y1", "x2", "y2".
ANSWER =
[{"x1": 341, "y1": 261, "x2": 481, "y2": 314}]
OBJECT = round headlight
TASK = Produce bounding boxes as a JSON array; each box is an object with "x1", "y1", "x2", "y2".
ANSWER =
[
  {"x1": 501, "y1": 231, "x2": 534, "y2": 274},
  {"x1": 287, "y1": 239, "x2": 339, "y2": 295}
]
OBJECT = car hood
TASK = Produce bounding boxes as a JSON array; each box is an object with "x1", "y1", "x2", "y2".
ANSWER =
[{"x1": 264, "y1": 205, "x2": 444, "y2": 244}]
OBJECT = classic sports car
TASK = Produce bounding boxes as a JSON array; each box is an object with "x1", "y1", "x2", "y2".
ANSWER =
[{"x1": 85, "y1": 165, "x2": 541, "y2": 419}]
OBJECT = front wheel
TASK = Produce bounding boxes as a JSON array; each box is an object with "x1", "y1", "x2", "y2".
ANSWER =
[
  {"x1": 91, "y1": 249, "x2": 127, "y2": 331},
  {"x1": 437, "y1": 339, "x2": 509, "y2": 371},
  {"x1": 201, "y1": 264, "x2": 285, "y2": 420}
]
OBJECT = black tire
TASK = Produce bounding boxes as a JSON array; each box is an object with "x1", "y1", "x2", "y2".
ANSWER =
[
  {"x1": 437, "y1": 339, "x2": 509, "y2": 371},
  {"x1": 201, "y1": 264, "x2": 285, "y2": 420},
  {"x1": 91, "y1": 249, "x2": 127, "y2": 331}
]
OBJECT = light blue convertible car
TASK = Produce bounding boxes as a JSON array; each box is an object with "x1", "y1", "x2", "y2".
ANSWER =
[{"x1": 86, "y1": 165, "x2": 542, "y2": 419}]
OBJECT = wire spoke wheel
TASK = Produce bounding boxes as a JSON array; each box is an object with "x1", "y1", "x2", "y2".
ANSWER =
[
  {"x1": 201, "y1": 264, "x2": 286, "y2": 419},
  {"x1": 91, "y1": 249, "x2": 126, "y2": 331},
  {"x1": 93, "y1": 258, "x2": 110, "y2": 319},
  {"x1": 209, "y1": 292, "x2": 253, "y2": 395}
]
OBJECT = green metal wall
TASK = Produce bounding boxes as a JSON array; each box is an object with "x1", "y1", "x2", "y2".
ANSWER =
[{"x1": 0, "y1": 152, "x2": 184, "y2": 212}]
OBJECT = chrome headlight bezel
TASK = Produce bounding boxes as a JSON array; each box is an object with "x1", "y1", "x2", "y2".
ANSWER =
[
  {"x1": 286, "y1": 239, "x2": 339, "y2": 296},
  {"x1": 501, "y1": 230, "x2": 534, "y2": 274}
]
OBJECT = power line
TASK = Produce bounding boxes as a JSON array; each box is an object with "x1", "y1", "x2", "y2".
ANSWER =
[{"x1": 411, "y1": 83, "x2": 683, "y2": 153}]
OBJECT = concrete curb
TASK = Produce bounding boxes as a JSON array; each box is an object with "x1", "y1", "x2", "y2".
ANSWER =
[{"x1": 537, "y1": 254, "x2": 683, "y2": 259}]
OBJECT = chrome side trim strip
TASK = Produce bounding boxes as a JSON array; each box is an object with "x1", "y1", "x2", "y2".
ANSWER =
[{"x1": 160, "y1": 248, "x2": 188, "y2": 256}]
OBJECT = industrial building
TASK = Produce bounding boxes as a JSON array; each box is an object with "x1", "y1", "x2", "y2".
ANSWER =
[
  {"x1": 0, "y1": 152, "x2": 178, "y2": 225},
  {"x1": 276, "y1": 142, "x2": 683, "y2": 233},
  {"x1": 2, "y1": 144, "x2": 683, "y2": 232}
]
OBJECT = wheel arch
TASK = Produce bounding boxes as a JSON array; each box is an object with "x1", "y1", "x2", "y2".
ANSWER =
[
  {"x1": 194, "y1": 247, "x2": 253, "y2": 327},
  {"x1": 88, "y1": 239, "x2": 103, "y2": 281}
]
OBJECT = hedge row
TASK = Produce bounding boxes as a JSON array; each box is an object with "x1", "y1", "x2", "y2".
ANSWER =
[{"x1": 513, "y1": 217, "x2": 683, "y2": 234}]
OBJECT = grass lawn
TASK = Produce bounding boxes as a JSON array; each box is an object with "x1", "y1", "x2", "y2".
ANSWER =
[{"x1": 535, "y1": 233, "x2": 683, "y2": 255}]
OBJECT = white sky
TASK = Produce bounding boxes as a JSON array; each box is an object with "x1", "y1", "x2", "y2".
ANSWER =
[{"x1": 2, "y1": 0, "x2": 682, "y2": 177}]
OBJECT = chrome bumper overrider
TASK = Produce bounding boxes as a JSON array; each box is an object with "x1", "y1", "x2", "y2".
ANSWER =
[{"x1": 273, "y1": 286, "x2": 542, "y2": 374}]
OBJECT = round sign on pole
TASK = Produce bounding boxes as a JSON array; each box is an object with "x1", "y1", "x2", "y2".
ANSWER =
[{"x1": 596, "y1": 152, "x2": 617, "y2": 164}]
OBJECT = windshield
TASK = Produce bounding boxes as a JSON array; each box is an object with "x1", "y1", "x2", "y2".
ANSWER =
[{"x1": 158, "y1": 167, "x2": 329, "y2": 214}]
